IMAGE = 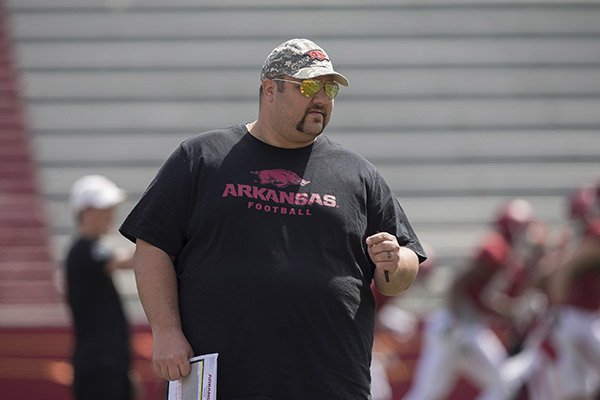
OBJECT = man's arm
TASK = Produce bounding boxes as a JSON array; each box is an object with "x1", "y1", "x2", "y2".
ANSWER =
[
  {"x1": 367, "y1": 232, "x2": 419, "y2": 296},
  {"x1": 133, "y1": 239, "x2": 193, "y2": 380}
]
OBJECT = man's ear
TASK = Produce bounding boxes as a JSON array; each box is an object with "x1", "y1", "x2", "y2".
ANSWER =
[{"x1": 262, "y1": 79, "x2": 276, "y2": 100}]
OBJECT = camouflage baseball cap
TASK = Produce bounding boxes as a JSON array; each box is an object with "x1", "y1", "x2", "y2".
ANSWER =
[{"x1": 260, "y1": 38, "x2": 349, "y2": 86}]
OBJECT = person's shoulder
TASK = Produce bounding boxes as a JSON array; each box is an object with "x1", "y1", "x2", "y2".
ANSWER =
[
  {"x1": 170, "y1": 125, "x2": 246, "y2": 163},
  {"x1": 67, "y1": 236, "x2": 90, "y2": 254},
  {"x1": 319, "y1": 135, "x2": 376, "y2": 169},
  {"x1": 182, "y1": 124, "x2": 246, "y2": 149},
  {"x1": 65, "y1": 236, "x2": 95, "y2": 265}
]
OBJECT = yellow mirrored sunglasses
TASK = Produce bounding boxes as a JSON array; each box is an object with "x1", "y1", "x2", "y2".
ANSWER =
[{"x1": 273, "y1": 78, "x2": 339, "y2": 99}]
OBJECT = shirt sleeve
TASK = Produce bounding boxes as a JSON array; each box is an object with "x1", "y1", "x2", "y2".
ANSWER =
[
  {"x1": 119, "y1": 143, "x2": 193, "y2": 257},
  {"x1": 366, "y1": 168, "x2": 427, "y2": 264}
]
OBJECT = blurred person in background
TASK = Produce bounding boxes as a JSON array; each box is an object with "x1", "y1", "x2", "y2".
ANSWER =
[
  {"x1": 403, "y1": 199, "x2": 547, "y2": 400},
  {"x1": 510, "y1": 182, "x2": 600, "y2": 400},
  {"x1": 546, "y1": 184, "x2": 600, "y2": 400},
  {"x1": 64, "y1": 175, "x2": 135, "y2": 400},
  {"x1": 488, "y1": 216, "x2": 554, "y2": 400}
]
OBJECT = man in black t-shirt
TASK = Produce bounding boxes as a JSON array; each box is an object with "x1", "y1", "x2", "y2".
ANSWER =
[
  {"x1": 65, "y1": 175, "x2": 135, "y2": 400},
  {"x1": 120, "y1": 38, "x2": 426, "y2": 400}
]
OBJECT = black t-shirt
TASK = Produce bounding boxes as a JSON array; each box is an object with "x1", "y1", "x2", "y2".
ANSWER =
[
  {"x1": 65, "y1": 237, "x2": 130, "y2": 372},
  {"x1": 120, "y1": 124, "x2": 425, "y2": 400}
]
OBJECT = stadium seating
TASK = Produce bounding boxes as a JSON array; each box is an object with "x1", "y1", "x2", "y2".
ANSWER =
[
  {"x1": 8, "y1": 0, "x2": 600, "y2": 278},
  {"x1": 0, "y1": 0, "x2": 58, "y2": 305}
]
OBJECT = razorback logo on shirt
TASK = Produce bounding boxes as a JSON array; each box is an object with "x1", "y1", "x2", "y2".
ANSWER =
[{"x1": 251, "y1": 169, "x2": 310, "y2": 188}]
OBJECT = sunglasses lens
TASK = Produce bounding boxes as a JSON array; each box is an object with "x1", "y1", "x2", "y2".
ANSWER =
[
  {"x1": 298, "y1": 80, "x2": 339, "y2": 99},
  {"x1": 300, "y1": 80, "x2": 322, "y2": 97},
  {"x1": 325, "y1": 82, "x2": 339, "y2": 99}
]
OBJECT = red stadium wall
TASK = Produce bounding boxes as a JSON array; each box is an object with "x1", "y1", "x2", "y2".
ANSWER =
[{"x1": 0, "y1": 0, "x2": 58, "y2": 304}]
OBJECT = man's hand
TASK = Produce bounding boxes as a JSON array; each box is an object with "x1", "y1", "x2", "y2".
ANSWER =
[
  {"x1": 366, "y1": 232, "x2": 400, "y2": 276},
  {"x1": 366, "y1": 232, "x2": 419, "y2": 295},
  {"x1": 152, "y1": 328, "x2": 194, "y2": 381}
]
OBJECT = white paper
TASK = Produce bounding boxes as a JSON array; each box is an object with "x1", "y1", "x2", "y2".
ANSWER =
[{"x1": 167, "y1": 353, "x2": 218, "y2": 400}]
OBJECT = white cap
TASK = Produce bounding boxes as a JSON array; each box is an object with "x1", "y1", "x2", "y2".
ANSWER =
[{"x1": 69, "y1": 175, "x2": 126, "y2": 213}]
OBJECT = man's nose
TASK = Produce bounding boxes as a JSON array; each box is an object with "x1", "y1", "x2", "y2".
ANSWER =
[{"x1": 311, "y1": 86, "x2": 331, "y2": 104}]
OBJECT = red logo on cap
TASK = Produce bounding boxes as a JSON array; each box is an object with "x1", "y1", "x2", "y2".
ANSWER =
[{"x1": 306, "y1": 50, "x2": 329, "y2": 61}]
